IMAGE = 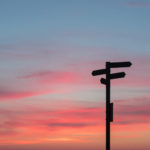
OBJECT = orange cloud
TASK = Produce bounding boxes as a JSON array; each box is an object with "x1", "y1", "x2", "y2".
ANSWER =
[{"x1": 0, "y1": 96, "x2": 149, "y2": 147}]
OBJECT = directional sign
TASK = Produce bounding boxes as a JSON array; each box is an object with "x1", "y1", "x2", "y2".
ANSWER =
[
  {"x1": 92, "y1": 69, "x2": 106, "y2": 76},
  {"x1": 91, "y1": 61, "x2": 132, "y2": 150},
  {"x1": 109, "y1": 61, "x2": 132, "y2": 68},
  {"x1": 100, "y1": 78, "x2": 107, "y2": 85},
  {"x1": 110, "y1": 72, "x2": 126, "y2": 79}
]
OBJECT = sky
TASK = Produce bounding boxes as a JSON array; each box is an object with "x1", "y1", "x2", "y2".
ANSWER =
[{"x1": 0, "y1": 0, "x2": 150, "y2": 150}]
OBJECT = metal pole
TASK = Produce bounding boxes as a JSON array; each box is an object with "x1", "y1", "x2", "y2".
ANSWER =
[
  {"x1": 106, "y1": 62, "x2": 110, "y2": 150},
  {"x1": 92, "y1": 61, "x2": 131, "y2": 150}
]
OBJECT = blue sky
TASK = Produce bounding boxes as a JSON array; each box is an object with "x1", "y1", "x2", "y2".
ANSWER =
[{"x1": 0, "y1": 1, "x2": 150, "y2": 150}]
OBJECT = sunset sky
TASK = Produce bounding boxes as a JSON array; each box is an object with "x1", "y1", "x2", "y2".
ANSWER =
[{"x1": 0, "y1": 0, "x2": 150, "y2": 150}]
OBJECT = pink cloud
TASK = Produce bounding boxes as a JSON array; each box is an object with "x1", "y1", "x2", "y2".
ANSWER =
[
  {"x1": 0, "y1": 89, "x2": 54, "y2": 101},
  {"x1": 18, "y1": 70, "x2": 79, "y2": 85},
  {"x1": 0, "y1": 90, "x2": 37, "y2": 99},
  {"x1": 0, "y1": 96, "x2": 149, "y2": 132},
  {"x1": 0, "y1": 107, "x2": 104, "y2": 129},
  {"x1": 114, "y1": 97, "x2": 150, "y2": 124},
  {"x1": 0, "y1": 96, "x2": 149, "y2": 146},
  {"x1": 15, "y1": 54, "x2": 150, "y2": 88}
]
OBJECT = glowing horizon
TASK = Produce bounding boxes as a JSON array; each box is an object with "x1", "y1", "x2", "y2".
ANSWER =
[{"x1": 0, "y1": 0, "x2": 150, "y2": 150}]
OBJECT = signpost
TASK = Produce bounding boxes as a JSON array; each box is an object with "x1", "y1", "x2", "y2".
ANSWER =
[{"x1": 92, "y1": 61, "x2": 132, "y2": 150}]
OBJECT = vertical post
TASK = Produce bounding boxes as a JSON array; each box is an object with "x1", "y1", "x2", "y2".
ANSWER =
[
  {"x1": 92, "y1": 61, "x2": 131, "y2": 150},
  {"x1": 106, "y1": 62, "x2": 110, "y2": 150}
]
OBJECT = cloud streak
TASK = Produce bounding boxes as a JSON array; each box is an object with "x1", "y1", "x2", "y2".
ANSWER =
[
  {"x1": 0, "y1": 96, "x2": 150, "y2": 146},
  {"x1": 0, "y1": 89, "x2": 54, "y2": 101},
  {"x1": 18, "y1": 70, "x2": 79, "y2": 85},
  {"x1": 125, "y1": 1, "x2": 150, "y2": 8}
]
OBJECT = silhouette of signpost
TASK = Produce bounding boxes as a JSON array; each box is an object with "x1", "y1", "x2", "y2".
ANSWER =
[{"x1": 92, "y1": 61, "x2": 132, "y2": 150}]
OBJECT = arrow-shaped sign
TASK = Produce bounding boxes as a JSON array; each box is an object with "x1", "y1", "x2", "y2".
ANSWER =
[
  {"x1": 110, "y1": 72, "x2": 126, "y2": 79},
  {"x1": 91, "y1": 61, "x2": 132, "y2": 150},
  {"x1": 92, "y1": 69, "x2": 106, "y2": 76},
  {"x1": 109, "y1": 62, "x2": 132, "y2": 68}
]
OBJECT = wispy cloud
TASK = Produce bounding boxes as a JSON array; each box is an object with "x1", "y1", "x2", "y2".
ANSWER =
[
  {"x1": 18, "y1": 70, "x2": 79, "y2": 85},
  {"x1": 0, "y1": 90, "x2": 36, "y2": 100},
  {"x1": 0, "y1": 96, "x2": 150, "y2": 129},
  {"x1": 114, "y1": 96, "x2": 150, "y2": 124},
  {"x1": 125, "y1": 1, "x2": 150, "y2": 8},
  {"x1": 18, "y1": 71, "x2": 55, "y2": 79},
  {"x1": 47, "y1": 122, "x2": 96, "y2": 128},
  {"x1": 0, "y1": 96, "x2": 150, "y2": 145},
  {"x1": 0, "y1": 88, "x2": 53, "y2": 101}
]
